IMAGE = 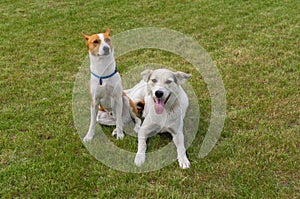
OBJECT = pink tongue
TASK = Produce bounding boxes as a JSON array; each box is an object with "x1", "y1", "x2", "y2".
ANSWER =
[{"x1": 154, "y1": 98, "x2": 165, "y2": 114}]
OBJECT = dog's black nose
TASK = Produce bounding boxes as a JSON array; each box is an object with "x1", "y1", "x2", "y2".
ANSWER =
[
  {"x1": 155, "y1": 90, "x2": 164, "y2": 98},
  {"x1": 103, "y1": 46, "x2": 109, "y2": 53}
]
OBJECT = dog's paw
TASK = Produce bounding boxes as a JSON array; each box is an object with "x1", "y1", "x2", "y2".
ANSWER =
[
  {"x1": 97, "y1": 111, "x2": 116, "y2": 126},
  {"x1": 112, "y1": 128, "x2": 124, "y2": 140},
  {"x1": 83, "y1": 134, "x2": 93, "y2": 142},
  {"x1": 116, "y1": 132, "x2": 124, "y2": 140},
  {"x1": 178, "y1": 156, "x2": 190, "y2": 169},
  {"x1": 134, "y1": 153, "x2": 146, "y2": 167}
]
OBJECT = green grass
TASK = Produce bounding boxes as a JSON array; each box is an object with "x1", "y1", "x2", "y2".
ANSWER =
[{"x1": 1, "y1": 0, "x2": 299, "y2": 198}]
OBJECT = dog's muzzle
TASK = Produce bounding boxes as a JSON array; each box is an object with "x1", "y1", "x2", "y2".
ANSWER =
[
  {"x1": 103, "y1": 46, "x2": 110, "y2": 55},
  {"x1": 153, "y1": 91, "x2": 171, "y2": 114},
  {"x1": 155, "y1": 90, "x2": 164, "y2": 98}
]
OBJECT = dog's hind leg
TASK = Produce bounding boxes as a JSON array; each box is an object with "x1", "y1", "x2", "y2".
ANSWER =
[
  {"x1": 97, "y1": 110, "x2": 116, "y2": 126},
  {"x1": 126, "y1": 96, "x2": 141, "y2": 133},
  {"x1": 128, "y1": 106, "x2": 141, "y2": 133}
]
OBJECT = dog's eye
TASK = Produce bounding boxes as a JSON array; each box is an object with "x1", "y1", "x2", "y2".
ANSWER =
[
  {"x1": 105, "y1": 38, "x2": 111, "y2": 42},
  {"x1": 151, "y1": 79, "x2": 157, "y2": 83},
  {"x1": 166, "y1": 80, "x2": 172, "y2": 84},
  {"x1": 93, "y1": 40, "x2": 99, "y2": 44}
]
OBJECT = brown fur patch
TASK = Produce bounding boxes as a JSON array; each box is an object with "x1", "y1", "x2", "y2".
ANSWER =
[
  {"x1": 129, "y1": 98, "x2": 139, "y2": 116},
  {"x1": 136, "y1": 100, "x2": 145, "y2": 113},
  {"x1": 123, "y1": 92, "x2": 139, "y2": 116},
  {"x1": 82, "y1": 29, "x2": 113, "y2": 56},
  {"x1": 98, "y1": 105, "x2": 105, "y2": 111},
  {"x1": 86, "y1": 34, "x2": 101, "y2": 56}
]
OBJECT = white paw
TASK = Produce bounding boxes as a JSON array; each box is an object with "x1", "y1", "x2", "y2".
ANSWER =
[
  {"x1": 178, "y1": 156, "x2": 190, "y2": 169},
  {"x1": 134, "y1": 153, "x2": 146, "y2": 167},
  {"x1": 83, "y1": 134, "x2": 93, "y2": 142},
  {"x1": 112, "y1": 128, "x2": 124, "y2": 140}
]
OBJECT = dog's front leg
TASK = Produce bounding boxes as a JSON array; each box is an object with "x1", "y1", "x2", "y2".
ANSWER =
[
  {"x1": 172, "y1": 128, "x2": 190, "y2": 169},
  {"x1": 83, "y1": 100, "x2": 99, "y2": 142},
  {"x1": 134, "y1": 122, "x2": 157, "y2": 167},
  {"x1": 112, "y1": 97, "x2": 124, "y2": 139},
  {"x1": 134, "y1": 126, "x2": 148, "y2": 167}
]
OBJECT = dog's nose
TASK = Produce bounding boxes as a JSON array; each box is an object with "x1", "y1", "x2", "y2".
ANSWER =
[
  {"x1": 155, "y1": 90, "x2": 164, "y2": 98},
  {"x1": 103, "y1": 46, "x2": 109, "y2": 53}
]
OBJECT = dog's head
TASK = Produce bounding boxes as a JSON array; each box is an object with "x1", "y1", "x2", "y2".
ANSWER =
[
  {"x1": 141, "y1": 68, "x2": 191, "y2": 114},
  {"x1": 82, "y1": 28, "x2": 113, "y2": 57}
]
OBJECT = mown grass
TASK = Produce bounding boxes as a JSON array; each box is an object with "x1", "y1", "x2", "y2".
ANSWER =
[{"x1": 1, "y1": 0, "x2": 299, "y2": 198}]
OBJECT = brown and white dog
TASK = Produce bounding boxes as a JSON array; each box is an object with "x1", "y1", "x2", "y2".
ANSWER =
[
  {"x1": 82, "y1": 29, "x2": 141, "y2": 141},
  {"x1": 97, "y1": 80, "x2": 147, "y2": 126}
]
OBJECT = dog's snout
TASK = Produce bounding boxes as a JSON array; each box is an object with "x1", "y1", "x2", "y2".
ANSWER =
[
  {"x1": 155, "y1": 90, "x2": 164, "y2": 98},
  {"x1": 103, "y1": 46, "x2": 109, "y2": 53}
]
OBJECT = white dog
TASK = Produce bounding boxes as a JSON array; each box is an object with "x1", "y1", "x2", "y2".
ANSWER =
[
  {"x1": 81, "y1": 29, "x2": 141, "y2": 141},
  {"x1": 134, "y1": 68, "x2": 192, "y2": 169}
]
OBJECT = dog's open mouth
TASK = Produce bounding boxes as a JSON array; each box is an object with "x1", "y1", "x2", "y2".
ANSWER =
[{"x1": 153, "y1": 94, "x2": 171, "y2": 114}]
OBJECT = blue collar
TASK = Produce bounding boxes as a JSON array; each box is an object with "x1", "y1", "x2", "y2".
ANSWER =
[{"x1": 91, "y1": 67, "x2": 118, "y2": 85}]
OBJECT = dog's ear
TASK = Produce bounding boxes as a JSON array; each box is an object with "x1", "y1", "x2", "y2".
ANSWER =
[
  {"x1": 141, "y1": 69, "x2": 153, "y2": 82},
  {"x1": 175, "y1": 71, "x2": 192, "y2": 85},
  {"x1": 105, "y1": 28, "x2": 111, "y2": 36},
  {"x1": 81, "y1": 32, "x2": 89, "y2": 41}
]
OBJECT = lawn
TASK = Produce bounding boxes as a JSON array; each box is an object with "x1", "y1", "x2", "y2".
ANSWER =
[{"x1": 0, "y1": 0, "x2": 299, "y2": 198}]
